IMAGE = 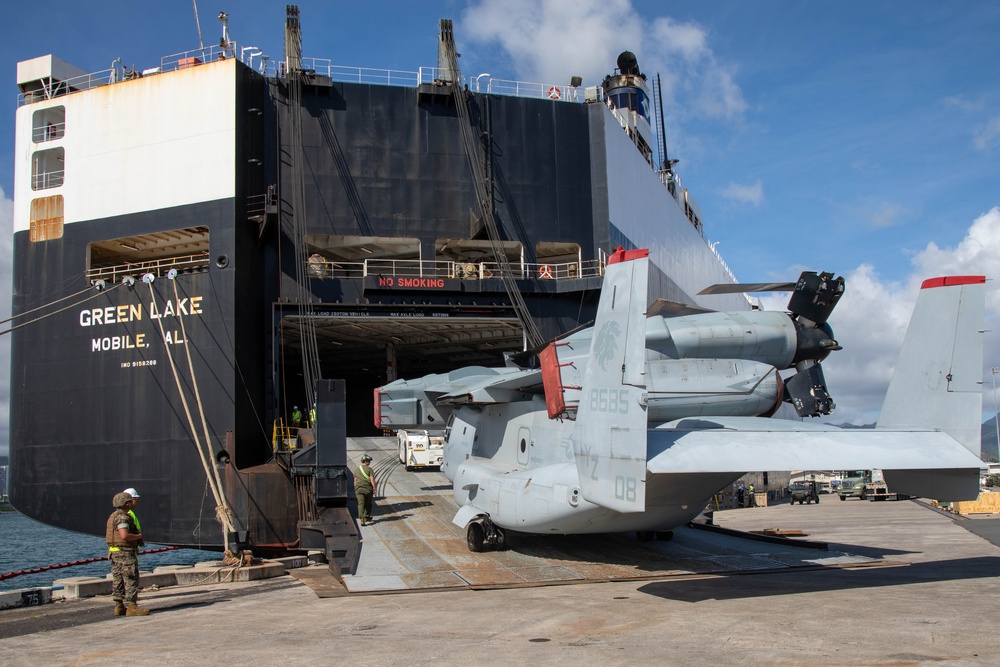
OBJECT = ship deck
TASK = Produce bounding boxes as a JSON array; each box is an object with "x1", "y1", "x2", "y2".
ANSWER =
[{"x1": 335, "y1": 438, "x2": 884, "y2": 596}]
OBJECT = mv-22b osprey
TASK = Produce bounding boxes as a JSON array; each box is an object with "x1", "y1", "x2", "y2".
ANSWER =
[{"x1": 375, "y1": 248, "x2": 986, "y2": 551}]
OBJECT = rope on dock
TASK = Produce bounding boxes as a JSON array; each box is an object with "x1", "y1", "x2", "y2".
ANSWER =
[{"x1": 0, "y1": 546, "x2": 180, "y2": 581}]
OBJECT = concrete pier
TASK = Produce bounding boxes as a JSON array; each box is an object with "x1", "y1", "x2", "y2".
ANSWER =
[{"x1": 1, "y1": 493, "x2": 999, "y2": 665}]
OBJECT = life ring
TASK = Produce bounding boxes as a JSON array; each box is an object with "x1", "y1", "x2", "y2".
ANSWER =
[
  {"x1": 539, "y1": 264, "x2": 553, "y2": 279},
  {"x1": 547, "y1": 86, "x2": 561, "y2": 100}
]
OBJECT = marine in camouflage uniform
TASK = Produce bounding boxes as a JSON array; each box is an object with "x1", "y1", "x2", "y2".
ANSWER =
[
  {"x1": 106, "y1": 492, "x2": 150, "y2": 616},
  {"x1": 355, "y1": 455, "x2": 377, "y2": 525}
]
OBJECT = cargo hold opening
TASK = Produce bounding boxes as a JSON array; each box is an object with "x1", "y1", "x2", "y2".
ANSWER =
[{"x1": 86, "y1": 225, "x2": 211, "y2": 283}]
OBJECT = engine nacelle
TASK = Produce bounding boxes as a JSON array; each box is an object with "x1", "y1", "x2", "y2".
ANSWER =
[{"x1": 645, "y1": 358, "x2": 782, "y2": 422}]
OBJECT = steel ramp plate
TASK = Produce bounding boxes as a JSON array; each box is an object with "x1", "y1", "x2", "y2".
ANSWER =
[{"x1": 337, "y1": 438, "x2": 883, "y2": 595}]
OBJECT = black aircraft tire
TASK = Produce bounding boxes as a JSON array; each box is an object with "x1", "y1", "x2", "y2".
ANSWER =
[
  {"x1": 467, "y1": 522, "x2": 485, "y2": 552},
  {"x1": 655, "y1": 531, "x2": 674, "y2": 541},
  {"x1": 636, "y1": 531, "x2": 655, "y2": 542},
  {"x1": 840, "y1": 495, "x2": 846, "y2": 501}
]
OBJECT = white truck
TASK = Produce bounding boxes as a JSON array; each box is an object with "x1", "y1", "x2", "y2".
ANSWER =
[
  {"x1": 865, "y1": 469, "x2": 911, "y2": 501},
  {"x1": 397, "y1": 429, "x2": 444, "y2": 471}
]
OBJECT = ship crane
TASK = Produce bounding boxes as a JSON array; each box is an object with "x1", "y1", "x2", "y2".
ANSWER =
[{"x1": 438, "y1": 19, "x2": 544, "y2": 349}]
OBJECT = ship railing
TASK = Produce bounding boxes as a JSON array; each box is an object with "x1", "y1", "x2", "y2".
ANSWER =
[
  {"x1": 273, "y1": 420, "x2": 303, "y2": 452},
  {"x1": 246, "y1": 186, "x2": 276, "y2": 219},
  {"x1": 17, "y1": 68, "x2": 115, "y2": 106},
  {"x1": 32, "y1": 121, "x2": 66, "y2": 143},
  {"x1": 159, "y1": 44, "x2": 240, "y2": 73},
  {"x1": 484, "y1": 77, "x2": 585, "y2": 103},
  {"x1": 85, "y1": 253, "x2": 211, "y2": 284},
  {"x1": 304, "y1": 258, "x2": 604, "y2": 281},
  {"x1": 31, "y1": 170, "x2": 64, "y2": 190},
  {"x1": 287, "y1": 59, "x2": 419, "y2": 87}
]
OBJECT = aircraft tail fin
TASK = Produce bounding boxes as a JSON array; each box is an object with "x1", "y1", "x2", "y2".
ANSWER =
[
  {"x1": 877, "y1": 276, "x2": 986, "y2": 456},
  {"x1": 571, "y1": 248, "x2": 650, "y2": 513}
]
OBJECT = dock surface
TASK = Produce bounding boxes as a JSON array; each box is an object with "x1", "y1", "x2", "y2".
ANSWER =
[{"x1": 2, "y1": 448, "x2": 1000, "y2": 665}]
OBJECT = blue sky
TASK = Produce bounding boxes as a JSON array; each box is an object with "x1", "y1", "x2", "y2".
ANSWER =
[{"x1": 1, "y1": 0, "x2": 999, "y2": 455}]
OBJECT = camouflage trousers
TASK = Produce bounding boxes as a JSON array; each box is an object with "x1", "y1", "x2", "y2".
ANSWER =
[{"x1": 110, "y1": 549, "x2": 140, "y2": 603}]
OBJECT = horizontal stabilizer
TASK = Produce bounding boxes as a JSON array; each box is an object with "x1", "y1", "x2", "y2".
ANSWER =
[{"x1": 647, "y1": 417, "x2": 982, "y2": 501}]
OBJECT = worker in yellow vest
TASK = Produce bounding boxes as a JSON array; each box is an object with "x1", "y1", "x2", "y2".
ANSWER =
[{"x1": 106, "y1": 492, "x2": 150, "y2": 616}]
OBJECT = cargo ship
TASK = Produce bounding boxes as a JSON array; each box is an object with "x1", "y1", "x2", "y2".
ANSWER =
[{"x1": 9, "y1": 8, "x2": 749, "y2": 569}]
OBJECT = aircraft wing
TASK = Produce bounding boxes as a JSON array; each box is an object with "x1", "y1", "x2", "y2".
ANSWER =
[
  {"x1": 436, "y1": 367, "x2": 542, "y2": 404},
  {"x1": 646, "y1": 416, "x2": 983, "y2": 500}
]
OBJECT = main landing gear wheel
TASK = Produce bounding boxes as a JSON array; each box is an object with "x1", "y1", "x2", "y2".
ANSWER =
[
  {"x1": 467, "y1": 522, "x2": 485, "y2": 552},
  {"x1": 636, "y1": 531, "x2": 655, "y2": 542},
  {"x1": 467, "y1": 516, "x2": 507, "y2": 552}
]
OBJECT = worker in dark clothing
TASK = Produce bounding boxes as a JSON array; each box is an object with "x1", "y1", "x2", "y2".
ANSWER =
[
  {"x1": 355, "y1": 455, "x2": 377, "y2": 526},
  {"x1": 106, "y1": 492, "x2": 150, "y2": 616}
]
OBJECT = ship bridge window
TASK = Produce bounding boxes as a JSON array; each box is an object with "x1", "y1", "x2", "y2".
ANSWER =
[
  {"x1": 86, "y1": 226, "x2": 210, "y2": 283},
  {"x1": 29, "y1": 195, "x2": 64, "y2": 242},
  {"x1": 31, "y1": 147, "x2": 64, "y2": 190},
  {"x1": 610, "y1": 91, "x2": 648, "y2": 121},
  {"x1": 32, "y1": 106, "x2": 65, "y2": 143}
]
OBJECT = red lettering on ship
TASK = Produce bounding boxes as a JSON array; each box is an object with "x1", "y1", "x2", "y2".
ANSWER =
[{"x1": 396, "y1": 278, "x2": 445, "y2": 288}]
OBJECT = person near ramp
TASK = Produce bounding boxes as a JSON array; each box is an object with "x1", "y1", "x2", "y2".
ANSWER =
[{"x1": 355, "y1": 455, "x2": 377, "y2": 526}]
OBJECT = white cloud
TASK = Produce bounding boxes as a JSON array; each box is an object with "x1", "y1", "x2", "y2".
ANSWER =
[
  {"x1": 461, "y1": 0, "x2": 746, "y2": 121},
  {"x1": 720, "y1": 180, "x2": 764, "y2": 206},
  {"x1": 973, "y1": 113, "x2": 1000, "y2": 151},
  {"x1": 461, "y1": 0, "x2": 643, "y2": 87},
  {"x1": 839, "y1": 199, "x2": 907, "y2": 230},
  {"x1": 866, "y1": 201, "x2": 905, "y2": 229},
  {"x1": 943, "y1": 95, "x2": 984, "y2": 113},
  {"x1": 813, "y1": 207, "x2": 1000, "y2": 425}
]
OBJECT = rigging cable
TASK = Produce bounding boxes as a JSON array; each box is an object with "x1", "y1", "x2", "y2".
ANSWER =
[
  {"x1": 0, "y1": 284, "x2": 97, "y2": 326},
  {"x1": 285, "y1": 64, "x2": 322, "y2": 410},
  {"x1": 169, "y1": 275, "x2": 236, "y2": 537},
  {"x1": 144, "y1": 277, "x2": 235, "y2": 551},
  {"x1": 0, "y1": 282, "x2": 125, "y2": 336}
]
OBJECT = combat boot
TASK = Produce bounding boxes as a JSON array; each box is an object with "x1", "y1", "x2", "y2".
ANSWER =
[
  {"x1": 114, "y1": 601, "x2": 126, "y2": 616},
  {"x1": 125, "y1": 602, "x2": 151, "y2": 616}
]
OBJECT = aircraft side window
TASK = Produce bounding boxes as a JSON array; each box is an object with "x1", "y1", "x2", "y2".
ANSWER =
[{"x1": 519, "y1": 438, "x2": 527, "y2": 454}]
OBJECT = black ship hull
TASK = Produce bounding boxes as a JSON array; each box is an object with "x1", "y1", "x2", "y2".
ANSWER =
[{"x1": 10, "y1": 38, "x2": 747, "y2": 557}]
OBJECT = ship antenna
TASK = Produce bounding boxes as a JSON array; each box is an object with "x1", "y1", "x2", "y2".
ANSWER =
[
  {"x1": 192, "y1": 0, "x2": 204, "y2": 51},
  {"x1": 218, "y1": 11, "x2": 230, "y2": 55}
]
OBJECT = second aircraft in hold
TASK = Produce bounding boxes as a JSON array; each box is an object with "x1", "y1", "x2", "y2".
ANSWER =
[{"x1": 375, "y1": 248, "x2": 985, "y2": 551}]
